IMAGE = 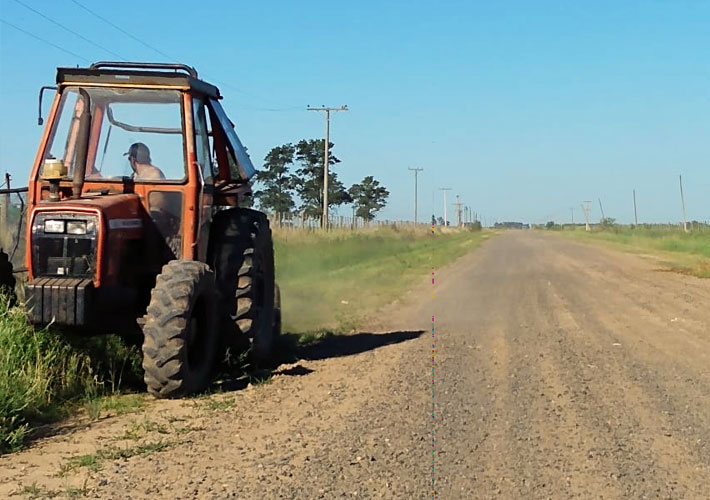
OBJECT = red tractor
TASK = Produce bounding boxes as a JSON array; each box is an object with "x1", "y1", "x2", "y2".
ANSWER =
[{"x1": 7, "y1": 62, "x2": 279, "y2": 397}]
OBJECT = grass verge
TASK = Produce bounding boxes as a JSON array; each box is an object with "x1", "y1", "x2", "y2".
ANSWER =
[
  {"x1": 274, "y1": 225, "x2": 490, "y2": 333},
  {"x1": 0, "y1": 296, "x2": 143, "y2": 453},
  {"x1": 555, "y1": 225, "x2": 710, "y2": 278}
]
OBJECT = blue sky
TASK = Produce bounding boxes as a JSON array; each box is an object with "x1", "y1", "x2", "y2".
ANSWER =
[{"x1": 1, "y1": 0, "x2": 708, "y2": 224}]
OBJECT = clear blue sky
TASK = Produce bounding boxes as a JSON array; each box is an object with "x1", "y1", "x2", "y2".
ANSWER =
[{"x1": 1, "y1": 0, "x2": 708, "y2": 224}]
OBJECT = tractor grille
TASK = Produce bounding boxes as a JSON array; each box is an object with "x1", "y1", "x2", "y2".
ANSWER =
[{"x1": 31, "y1": 214, "x2": 98, "y2": 279}]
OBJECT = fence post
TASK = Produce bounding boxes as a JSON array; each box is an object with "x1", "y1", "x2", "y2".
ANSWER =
[{"x1": 1, "y1": 173, "x2": 10, "y2": 251}]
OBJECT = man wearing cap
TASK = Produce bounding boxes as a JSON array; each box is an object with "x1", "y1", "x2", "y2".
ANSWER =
[{"x1": 124, "y1": 142, "x2": 165, "y2": 180}]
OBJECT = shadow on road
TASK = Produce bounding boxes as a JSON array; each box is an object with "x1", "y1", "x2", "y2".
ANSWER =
[
  {"x1": 282, "y1": 330, "x2": 425, "y2": 362},
  {"x1": 215, "y1": 329, "x2": 425, "y2": 393}
]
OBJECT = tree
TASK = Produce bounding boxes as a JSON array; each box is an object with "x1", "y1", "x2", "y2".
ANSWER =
[
  {"x1": 348, "y1": 176, "x2": 389, "y2": 221},
  {"x1": 437, "y1": 216, "x2": 445, "y2": 226},
  {"x1": 253, "y1": 144, "x2": 297, "y2": 220},
  {"x1": 294, "y1": 139, "x2": 350, "y2": 220}
]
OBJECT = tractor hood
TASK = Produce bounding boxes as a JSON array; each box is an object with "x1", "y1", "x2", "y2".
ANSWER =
[
  {"x1": 29, "y1": 194, "x2": 145, "y2": 285},
  {"x1": 32, "y1": 193, "x2": 145, "y2": 232}
]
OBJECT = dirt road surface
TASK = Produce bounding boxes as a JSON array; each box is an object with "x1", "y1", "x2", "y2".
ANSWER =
[{"x1": 2, "y1": 231, "x2": 710, "y2": 499}]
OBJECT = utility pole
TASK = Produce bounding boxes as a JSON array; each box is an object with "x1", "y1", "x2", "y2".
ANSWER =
[
  {"x1": 408, "y1": 167, "x2": 423, "y2": 224},
  {"x1": 570, "y1": 207, "x2": 574, "y2": 224},
  {"x1": 307, "y1": 105, "x2": 348, "y2": 229},
  {"x1": 679, "y1": 174, "x2": 688, "y2": 232},
  {"x1": 633, "y1": 189, "x2": 638, "y2": 225},
  {"x1": 581, "y1": 201, "x2": 592, "y2": 232},
  {"x1": 598, "y1": 198, "x2": 606, "y2": 223},
  {"x1": 439, "y1": 188, "x2": 451, "y2": 226},
  {"x1": 453, "y1": 195, "x2": 464, "y2": 227}
]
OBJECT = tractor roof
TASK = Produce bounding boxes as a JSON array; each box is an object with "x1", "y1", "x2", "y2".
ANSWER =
[{"x1": 56, "y1": 61, "x2": 221, "y2": 99}]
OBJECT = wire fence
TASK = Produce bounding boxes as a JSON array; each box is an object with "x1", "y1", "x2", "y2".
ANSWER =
[
  {"x1": 267, "y1": 212, "x2": 423, "y2": 230},
  {"x1": 0, "y1": 188, "x2": 27, "y2": 270}
]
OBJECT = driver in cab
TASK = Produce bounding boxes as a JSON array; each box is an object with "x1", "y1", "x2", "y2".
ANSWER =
[{"x1": 124, "y1": 142, "x2": 165, "y2": 180}]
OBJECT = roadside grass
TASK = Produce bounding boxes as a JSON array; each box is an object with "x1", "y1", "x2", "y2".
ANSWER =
[
  {"x1": 274, "y1": 225, "x2": 490, "y2": 334},
  {"x1": 58, "y1": 440, "x2": 173, "y2": 475},
  {"x1": 0, "y1": 295, "x2": 144, "y2": 453},
  {"x1": 556, "y1": 225, "x2": 710, "y2": 278}
]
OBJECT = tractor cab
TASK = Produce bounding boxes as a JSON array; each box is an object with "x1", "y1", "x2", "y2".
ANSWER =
[{"x1": 25, "y1": 62, "x2": 257, "y2": 330}]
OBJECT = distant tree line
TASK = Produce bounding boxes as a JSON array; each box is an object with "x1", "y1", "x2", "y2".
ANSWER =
[{"x1": 252, "y1": 139, "x2": 389, "y2": 222}]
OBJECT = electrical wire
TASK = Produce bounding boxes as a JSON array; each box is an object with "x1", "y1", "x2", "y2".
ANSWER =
[
  {"x1": 67, "y1": 0, "x2": 302, "y2": 110},
  {"x1": 69, "y1": 0, "x2": 174, "y2": 60},
  {"x1": 0, "y1": 18, "x2": 91, "y2": 62},
  {"x1": 12, "y1": 0, "x2": 125, "y2": 60}
]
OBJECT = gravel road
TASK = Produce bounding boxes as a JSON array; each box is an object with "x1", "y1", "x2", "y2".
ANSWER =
[{"x1": 2, "y1": 231, "x2": 709, "y2": 499}]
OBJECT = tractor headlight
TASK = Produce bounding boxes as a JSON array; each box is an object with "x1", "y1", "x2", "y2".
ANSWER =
[
  {"x1": 66, "y1": 221, "x2": 87, "y2": 235},
  {"x1": 44, "y1": 220, "x2": 65, "y2": 233}
]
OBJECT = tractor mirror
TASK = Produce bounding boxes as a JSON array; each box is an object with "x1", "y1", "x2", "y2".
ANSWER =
[{"x1": 37, "y1": 86, "x2": 57, "y2": 126}]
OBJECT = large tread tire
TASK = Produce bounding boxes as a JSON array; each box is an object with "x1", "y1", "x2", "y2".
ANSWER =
[
  {"x1": 211, "y1": 209, "x2": 276, "y2": 363},
  {"x1": 142, "y1": 260, "x2": 218, "y2": 398}
]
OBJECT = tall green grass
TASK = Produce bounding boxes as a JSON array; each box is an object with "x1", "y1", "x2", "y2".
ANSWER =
[
  {"x1": 274, "y1": 225, "x2": 489, "y2": 332},
  {"x1": 0, "y1": 296, "x2": 141, "y2": 453}
]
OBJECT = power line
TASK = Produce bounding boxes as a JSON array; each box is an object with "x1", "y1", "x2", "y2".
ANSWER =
[
  {"x1": 69, "y1": 0, "x2": 172, "y2": 60},
  {"x1": 68, "y1": 0, "x2": 298, "y2": 109},
  {"x1": 12, "y1": 0, "x2": 125, "y2": 60},
  {"x1": 0, "y1": 18, "x2": 91, "y2": 62}
]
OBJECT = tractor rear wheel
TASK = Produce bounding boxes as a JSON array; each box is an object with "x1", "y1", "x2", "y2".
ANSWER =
[
  {"x1": 141, "y1": 260, "x2": 218, "y2": 398},
  {"x1": 212, "y1": 209, "x2": 276, "y2": 363}
]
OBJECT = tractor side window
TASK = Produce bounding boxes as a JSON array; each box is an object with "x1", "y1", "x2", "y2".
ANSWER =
[
  {"x1": 45, "y1": 89, "x2": 82, "y2": 175},
  {"x1": 148, "y1": 191, "x2": 183, "y2": 259},
  {"x1": 207, "y1": 98, "x2": 256, "y2": 181},
  {"x1": 192, "y1": 97, "x2": 215, "y2": 183}
]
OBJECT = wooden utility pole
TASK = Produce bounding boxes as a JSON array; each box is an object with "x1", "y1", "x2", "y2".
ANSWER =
[
  {"x1": 439, "y1": 188, "x2": 451, "y2": 226},
  {"x1": 633, "y1": 189, "x2": 638, "y2": 225},
  {"x1": 307, "y1": 105, "x2": 348, "y2": 229},
  {"x1": 408, "y1": 168, "x2": 423, "y2": 224},
  {"x1": 581, "y1": 201, "x2": 592, "y2": 232},
  {"x1": 679, "y1": 175, "x2": 688, "y2": 232},
  {"x1": 453, "y1": 195, "x2": 464, "y2": 227},
  {"x1": 598, "y1": 198, "x2": 606, "y2": 222}
]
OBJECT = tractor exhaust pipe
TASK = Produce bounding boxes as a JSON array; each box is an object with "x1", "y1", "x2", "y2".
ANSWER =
[{"x1": 72, "y1": 89, "x2": 92, "y2": 199}]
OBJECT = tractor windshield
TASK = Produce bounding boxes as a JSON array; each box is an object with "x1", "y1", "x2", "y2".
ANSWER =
[{"x1": 45, "y1": 87, "x2": 186, "y2": 182}]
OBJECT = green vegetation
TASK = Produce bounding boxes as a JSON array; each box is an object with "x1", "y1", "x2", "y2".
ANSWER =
[
  {"x1": 59, "y1": 440, "x2": 173, "y2": 475},
  {"x1": 0, "y1": 296, "x2": 143, "y2": 453},
  {"x1": 274, "y1": 225, "x2": 490, "y2": 332},
  {"x1": 556, "y1": 224, "x2": 710, "y2": 277}
]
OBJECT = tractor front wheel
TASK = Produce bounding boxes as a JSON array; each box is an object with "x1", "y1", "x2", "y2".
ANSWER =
[{"x1": 141, "y1": 260, "x2": 219, "y2": 398}]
